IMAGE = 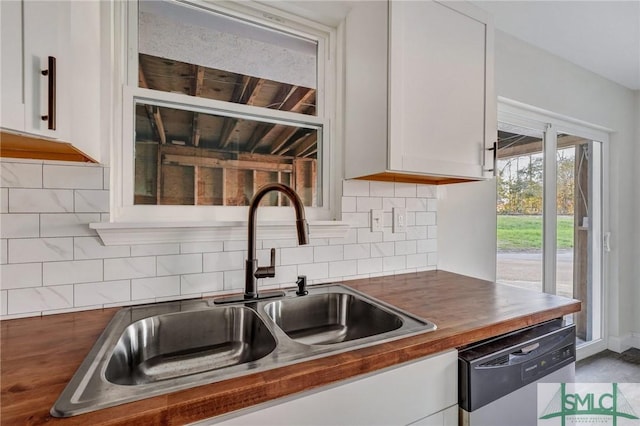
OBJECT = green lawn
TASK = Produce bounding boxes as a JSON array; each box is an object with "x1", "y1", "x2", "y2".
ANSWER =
[{"x1": 497, "y1": 215, "x2": 574, "y2": 251}]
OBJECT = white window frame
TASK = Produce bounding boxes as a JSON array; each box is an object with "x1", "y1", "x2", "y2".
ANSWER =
[{"x1": 111, "y1": 0, "x2": 338, "y2": 224}]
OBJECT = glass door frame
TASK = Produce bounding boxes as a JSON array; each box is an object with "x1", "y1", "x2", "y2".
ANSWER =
[{"x1": 497, "y1": 98, "x2": 611, "y2": 360}]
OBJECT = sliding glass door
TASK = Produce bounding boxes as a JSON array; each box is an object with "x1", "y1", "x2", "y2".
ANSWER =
[{"x1": 496, "y1": 104, "x2": 607, "y2": 354}]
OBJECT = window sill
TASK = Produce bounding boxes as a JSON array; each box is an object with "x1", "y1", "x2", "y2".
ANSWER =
[{"x1": 90, "y1": 221, "x2": 350, "y2": 246}]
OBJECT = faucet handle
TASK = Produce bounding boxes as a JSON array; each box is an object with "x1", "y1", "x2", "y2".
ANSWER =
[{"x1": 254, "y1": 248, "x2": 276, "y2": 279}]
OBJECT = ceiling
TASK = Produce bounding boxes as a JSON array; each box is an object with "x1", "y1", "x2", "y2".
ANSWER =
[{"x1": 470, "y1": 1, "x2": 640, "y2": 90}]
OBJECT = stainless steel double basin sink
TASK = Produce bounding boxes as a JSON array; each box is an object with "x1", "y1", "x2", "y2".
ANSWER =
[{"x1": 52, "y1": 284, "x2": 436, "y2": 417}]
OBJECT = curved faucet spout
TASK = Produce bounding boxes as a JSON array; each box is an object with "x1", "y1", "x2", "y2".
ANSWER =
[{"x1": 245, "y1": 183, "x2": 309, "y2": 299}]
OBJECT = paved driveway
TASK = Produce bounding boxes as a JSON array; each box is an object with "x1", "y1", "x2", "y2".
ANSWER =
[{"x1": 497, "y1": 250, "x2": 574, "y2": 297}]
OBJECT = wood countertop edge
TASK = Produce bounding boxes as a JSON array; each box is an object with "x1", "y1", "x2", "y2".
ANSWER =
[{"x1": 0, "y1": 271, "x2": 582, "y2": 425}]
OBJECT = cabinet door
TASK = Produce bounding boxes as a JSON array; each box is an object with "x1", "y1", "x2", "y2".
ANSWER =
[
  {"x1": 1, "y1": 0, "x2": 25, "y2": 131},
  {"x1": 22, "y1": 0, "x2": 70, "y2": 140},
  {"x1": 207, "y1": 350, "x2": 458, "y2": 425},
  {"x1": 389, "y1": 0, "x2": 492, "y2": 179}
]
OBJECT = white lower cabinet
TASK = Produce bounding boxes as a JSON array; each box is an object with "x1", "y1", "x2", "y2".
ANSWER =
[{"x1": 196, "y1": 349, "x2": 458, "y2": 426}]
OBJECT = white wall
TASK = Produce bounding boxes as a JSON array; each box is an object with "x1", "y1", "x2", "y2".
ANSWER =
[
  {"x1": 634, "y1": 91, "x2": 640, "y2": 347},
  {"x1": 494, "y1": 31, "x2": 638, "y2": 350},
  {"x1": 0, "y1": 160, "x2": 437, "y2": 319}
]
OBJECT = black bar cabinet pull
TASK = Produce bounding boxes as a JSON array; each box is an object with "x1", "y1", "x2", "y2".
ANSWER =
[
  {"x1": 41, "y1": 56, "x2": 56, "y2": 130},
  {"x1": 485, "y1": 141, "x2": 497, "y2": 173}
]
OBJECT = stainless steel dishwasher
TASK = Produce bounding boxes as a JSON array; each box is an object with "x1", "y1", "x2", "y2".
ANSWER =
[{"x1": 459, "y1": 318, "x2": 576, "y2": 426}]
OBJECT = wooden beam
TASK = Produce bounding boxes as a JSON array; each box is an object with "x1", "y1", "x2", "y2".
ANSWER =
[
  {"x1": 153, "y1": 106, "x2": 167, "y2": 145},
  {"x1": 218, "y1": 77, "x2": 266, "y2": 149},
  {"x1": 275, "y1": 130, "x2": 312, "y2": 156},
  {"x1": 270, "y1": 127, "x2": 301, "y2": 155},
  {"x1": 280, "y1": 86, "x2": 315, "y2": 113},
  {"x1": 293, "y1": 132, "x2": 317, "y2": 157},
  {"x1": 163, "y1": 153, "x2": 294, "y2": 173},
  {"x1": 191, "y1": 66, "x2": 205, "y2": 147}
]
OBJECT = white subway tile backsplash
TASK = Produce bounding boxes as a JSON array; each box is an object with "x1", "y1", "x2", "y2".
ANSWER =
[
  {"x1": 40, "y1": 213, "x2": 99, "y2": 237},
  {"x1": 371, "y1": 242, "x2": 394, "y2": 258},
  {"x1": 157, "y1": 253, "x2": 202, "y2": 276},
  {"x1": 132, "y1": 276, "x2": 180, "y2": 300},
  {"x1": 43, "y1": 259, "x2": 103, "y2": 285},
  {"x1": 0, "y1": 290, "x2": 6, "y2": 316},
  {"x1": 104, "y1": 256, "x2": 156, "y2": 281},
  {"x1": 343, "y1": 180, "x2": 369, "y2": 197},
  {"x1": 9, "y1": 238, "x2": 73, "y2": 263},
  {"x1": 356, "y1": 197, "x2": 382, "y2": 212},
  {"x1": 203, "y1": 251, "x2": 243, "y2": 272},
  {"x1": 342, "y1": 212, "x2": 369, "y2": 228},
  {"x1": 357, "y1": 258, "x2": 382, "y2": 275},
  {"x1": 394, "y1": 183, "x2": 416, "y2": 198},
  {"x1": 0, "y1": 213, "x2": 39, "y2": 238},
  {"x1": 370, "y1": 181, "x2": 395, "y2": 197},
  {"x1": 280, "y1": 246, "x2": 314, "y2": 266},
  {"x1": 382, "y1": 229, "x2": 406, "y2": 242},
  {"x1": 406, "y1": 226, "x2": 428, "y2": 241},
  {"x1": 417, "y1": 239, "x2": 437, "y2": 253},
  {"x1": 406, "y1": 253, "x2": 428, "y2": 269},
  {"x1": 297, "y1": 262, "x2": 328, "y2": 280},
  {"x1": 75, "y1": 280, "x2": 130, "y2": 306},
  {"x1": 343, "y1": 243, "x2": 370, "y2": 260},
  {"x1": 1, "y1": 188, "x2": 7, "y2": 213},
  {"x1": 131, "y1": 243, "x2": 180, "y2": 257},
  {"x1": 182, "y1": 241, "x2": 223, "y2": 254},
  {"x1": 43, "y1": 165, "x2": 103, "y2": 189},
  {"x1": 1, "y1": 162, "x2": 42, "y2": 188},
  {"x1": 341, "y1": 197, "x2": 357, "y2": 213},
  {"x1": 427, "y1": 225, "x2": 437, "y2": 239},
  {"x1": 1, "y1": 263, "x2": 42, "y2": 289},
  {"x1": 417, "y1": 185, "x2": 437, "y2": 198},
  {"x1": 383, "y1": 197, "x2": 405, "y2": 211},
  {"x1": 223, "y1": 270, "x2": 245, "y2": 290},
  {"x1": 383, "y1": 256, "x2": 406, "y2": 271},
  {"x1": 74, "y1": 190, "x2": 109, "y2": 212},
  {"x1": 9, "y1": 188, "x2": 73, "y2": 213},
  {"x1": 330, "y1": 228, "x2": 357, "y2": 245},
  {"x1": 329, "y1": 260, "x2": 357, "y2": 278},
  {"x1": 180, "y1": 272, "x2": 224, "y2": 295},
  {"x1": 103, "y1": 167, "x2": 110, "y2": 190},
  {"x1": 314, "y1": 245, "x2": 343, "y2": 263},
  {"x1": 406, "y1": 198, "x2": 427, "y2": 212},
  {"x1": 357, "y1": 228, "x2": 383, "y2": 244},
  {"x1": 395, "y1": 240, "x2": 417, "y2": 255},
  {"x1": 8, "y1": 285, "x2": 73, "y2": 315},
  {"x1": 0, "y1": 175, "x2": 439, "y2": 318},
  {"x1": 74, "y1": 236, "x2": 130, "y2": 259},
  {"x1": 415, "y1": 212, "x2": 436, "y2": 226}
]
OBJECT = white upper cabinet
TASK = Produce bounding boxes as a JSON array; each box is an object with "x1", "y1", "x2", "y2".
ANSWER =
[
  {"x1": 1, "y1": 1, "x2": 104, "y2": 163},
  {"x1": 345, "y1": 0, "x2": 496, "y2": 183}
]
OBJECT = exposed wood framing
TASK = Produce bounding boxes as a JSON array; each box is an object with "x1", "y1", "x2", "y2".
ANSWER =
[
  {"x1": 219, "y1": 76, "x2": 265, "y2": 149},
  {"x1": 163, "y1": 154, "x2": 294, "y2": 173},
  {"x1": 191, "y1": 66, "x2": 205, "y2": 147}
]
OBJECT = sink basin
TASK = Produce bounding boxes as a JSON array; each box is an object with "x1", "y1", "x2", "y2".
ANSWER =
[
  {"x1": 265, "y1": 293, "x2": 403, "y2": 345},
  {"x1": 105, "y1": 306, "x2": 276, "y2": 385},
  {"x1": 51, "y1": 284, "x2": 436, "y2": 417}
]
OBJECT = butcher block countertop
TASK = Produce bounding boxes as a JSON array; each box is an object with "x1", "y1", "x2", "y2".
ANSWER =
[{"x1": 0, "y1": 270, "x2": 580, "y2": 425}]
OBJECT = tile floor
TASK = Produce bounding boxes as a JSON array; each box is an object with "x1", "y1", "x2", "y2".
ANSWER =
[{"x1": 576, "y1": 348, "x2": 640, "y2": 383}]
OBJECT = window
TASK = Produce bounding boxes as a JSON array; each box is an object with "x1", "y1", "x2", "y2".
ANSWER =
[
  {"x1": 115, "y1": 0, "x2": 335, "y2": 222},
  {"x1": 496, "y1": 100, "x2": 609, "y2": 355}
]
